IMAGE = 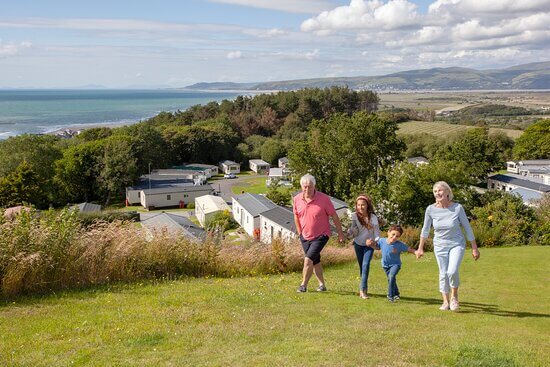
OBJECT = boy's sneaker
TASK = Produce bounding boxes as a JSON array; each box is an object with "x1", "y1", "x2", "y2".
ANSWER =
[
  {"x1": 296, "y1": 285, "x2": 307, "y2": 293},
  {"x1": 388, "y1": 297, "x2": 395, "y2": 303},
  {"x1": 450, "y1": 298, "x2": 459, "y2": 311},
  {"x1": 317, "y1": 284, "x2": 327, "y2": 292},
  {"x1": 393, "y1": 295, "x2": 400, "y2": 301}
]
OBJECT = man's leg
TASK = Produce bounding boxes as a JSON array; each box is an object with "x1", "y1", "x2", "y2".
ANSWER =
[
  {"x1": 313, "y1": 262, "x2": 325, "y2": 286},
  {"x1": 301, "y1": 257, "x2": 314, "y2": 287}
]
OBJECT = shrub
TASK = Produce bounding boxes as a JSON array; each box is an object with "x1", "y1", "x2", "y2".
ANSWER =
[
  {"x1": 204, "y1": 210, "x2": 238, "y2": 232},
  {"x1": 77, "y1": 211, "x2": 140, "y2": 227},
  {"x1": 471, "y1": 192, "x2": 536, "y2": 247},
  {"x1": 186, "y1": 203, "x2": 195, "y2": 209},
  {"x1": 0, "y1": 209, "x2": 356, "y2": 298}
]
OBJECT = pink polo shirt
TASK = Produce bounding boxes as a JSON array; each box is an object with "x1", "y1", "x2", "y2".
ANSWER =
[{"x1": 293, "y1": 190, "x2": 336, "y2": 240}]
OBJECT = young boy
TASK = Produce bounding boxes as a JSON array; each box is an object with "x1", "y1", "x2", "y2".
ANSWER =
[{"x1": 376, "y1": 224, "x2": 417, "y2": 302}]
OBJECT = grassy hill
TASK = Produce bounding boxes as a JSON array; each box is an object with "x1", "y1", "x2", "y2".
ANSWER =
[
  {"x1": 185, "y1": 62, "x2": 550, "y2": 91},
  {"x1": 398, "y1": 120, "x2": 524, "y2": 139},
  {"x1": 1, "y1": 246, "x2": 548, "y2": 366}
]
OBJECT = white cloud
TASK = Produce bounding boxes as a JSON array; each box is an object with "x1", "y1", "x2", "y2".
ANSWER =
[
  {"x1": 0, "y1": 40, "x2": 32, "y2": 57},
  {"x1": 226, "y1": 50, "x2": 243, "y2": 59},
  {"x1": 301, "y1": 0, "x2": 421, "y2": 32},
  {"x1": 207, "y1": 0, "x2": 335, "y2": 14}
]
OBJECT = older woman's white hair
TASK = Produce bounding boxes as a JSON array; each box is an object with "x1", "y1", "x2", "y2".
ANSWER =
[
  {"x1": 433, "y1": 181, "x2": 453, "y2": 201},
  {"x1": 300, "y1": 174, "x2": 316, "y2": 187}
]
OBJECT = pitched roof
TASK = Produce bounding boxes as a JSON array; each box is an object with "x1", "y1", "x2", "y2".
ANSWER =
[
  {"x1": 220, "y1": 160, "x2": 239, "y2": 166},
  {"x1": 249, "y1": 159, "x2": 270, "y2": 166},
  {"x1": 141, "y1": 213, "x2": 205, "y2": 242},
  {"x1": 260, "y1": 206, "x2": 296, "y2": 232},
  {"x1": 76, "y1": 202, "x2": 102, "y2": 213},
  {"x1": 195, "y1": 195, "x2": 230, "y2": 214},
  {"x1": 510, "y1": 188, "x2": 543, "y2": 203},
  {"x1": 489, "y1": 174, "x2": 550, "y2": 193},
  {"x1": 233, "y1": 193, "x2": 277, "y2": 217},
  {"x1": 330, "y1": 197, "x2": 348, "y2": 211},
  {"x1": 143, "y1": 184, "x2": 215, "y2": 195}
]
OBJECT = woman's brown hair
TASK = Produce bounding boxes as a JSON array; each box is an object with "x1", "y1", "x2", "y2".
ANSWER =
[{"x1": 355, "y1": 194, "x2": 375, "y2": 229}]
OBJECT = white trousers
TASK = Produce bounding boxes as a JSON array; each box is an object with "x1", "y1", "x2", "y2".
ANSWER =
[{"x1": 434, "y1": 245, "x2": 465, "y2": 293}]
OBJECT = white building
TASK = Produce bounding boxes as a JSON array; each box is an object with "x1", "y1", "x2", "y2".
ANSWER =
[
  {"x1": 140, "y1": 184, "x2": 216, "y2": 210},
  {"x1": 126, "y1": 178, "x2": 195, "y2": 205},
  {"x1": 219, "y1": 160, "x2": 241, "y2": 175},
  {"x1": 487, "y1": 173, "x2": 550, "y2": 205},
  {"x1": 291, "y1": 192, "x2": 350, "y2": 219},
  {"x1": 259, "y1": 206, "x2": 297, "y2": 244},
  {"x1": 249, "y1": 159, "x2": 270, "y2": 174},
  {"x1": 278, "y1": 157, "x2": 289, "y2": 169},
  {"x1": 506, "y1": 160, "x2": 550, "y2": 185},
  {"x1": 175, "y1": 163, "x2": 219, "y2": 178},
  {"x1": 266, "y1": 167, "x2": 291, "y2": 187},
  {"x1": 232, "y1": 193, "x2": 277, "y2": 238},
  {"x1": 407, "y1": 156, "x2": 429, "y2": 166},
  {"x1": 195, "y1": 195, "x2": 231, "y2": 227}
]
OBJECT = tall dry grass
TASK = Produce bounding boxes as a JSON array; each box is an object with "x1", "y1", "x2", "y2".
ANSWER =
[{"x1": 0, "y1": 210, "x2": 354, "y2": 298}]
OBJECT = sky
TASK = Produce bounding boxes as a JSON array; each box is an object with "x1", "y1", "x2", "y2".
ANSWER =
[{"x1": 0, "y1": 0, "x2": 549, "y2": 88}]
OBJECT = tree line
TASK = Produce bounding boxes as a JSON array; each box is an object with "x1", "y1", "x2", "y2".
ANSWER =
[{"x1": 0, "y1": 87, "x2": 379, "y2": 208}]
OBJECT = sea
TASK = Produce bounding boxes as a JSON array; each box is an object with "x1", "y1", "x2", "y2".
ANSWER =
[{"x1": 0, "y1": 89, "x2": 246, "y2": 139}]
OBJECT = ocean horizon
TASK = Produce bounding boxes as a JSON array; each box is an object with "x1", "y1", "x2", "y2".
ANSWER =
[{"x1": 0, "y1": 89, "x2": 246, "y2": 139}]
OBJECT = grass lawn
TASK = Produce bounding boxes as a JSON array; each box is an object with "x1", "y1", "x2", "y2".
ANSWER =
[
  {"x1": 398, "y1": 121, "x2": 523, "y2": 140},
  {"x1": 1, "y1": 247, "x2": 548, "y2": 366},
  {"x1": 231, "y1": 176, "x2": 269, "y2": 195}
]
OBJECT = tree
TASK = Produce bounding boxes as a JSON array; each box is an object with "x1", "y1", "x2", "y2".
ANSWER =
[
  {"x1": 0, "y1": 161, "x2": 47, "y2": 208},
  {"x1": 434, "y1": 128, "x2": 504, "y2": 180},
  {"x1": 513, "y1": 119, "x2": 550, "y2": 159},
  {"x1": 54, "y1": 140, "x2": 105, "y2": 203},
  {"x1": 288, "y1": 112, "x2": 405, "y2": 199},
  {"x1": 261, "y1": 138, "x2": 286, "y2": 165},
  {"x1": 266, "y1": 185, "x2": 292, "y2": 206},
  {"x1": 99, "y1": 136, "x2": 138, "y2": 206}
]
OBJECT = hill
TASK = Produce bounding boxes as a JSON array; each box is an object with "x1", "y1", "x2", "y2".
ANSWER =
[
  {"x1": 184, "y1": 61, "x2": 550, "y2": 91},
  {"x1": 1, "y1": 247, "x2": 548, "y2": 366}
]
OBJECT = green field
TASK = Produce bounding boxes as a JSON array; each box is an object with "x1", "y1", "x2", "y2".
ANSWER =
[
  {"x1": 231, "y1": 176, "x2": 269, "y2": 195},
  {"x1": 398, "y1": 121, "x2": 524, "y2": 139},
  {"x1": 1, "y1": 246, "x2": 548, "y2": 366}
]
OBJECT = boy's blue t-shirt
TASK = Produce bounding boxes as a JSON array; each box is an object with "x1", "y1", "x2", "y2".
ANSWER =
[{"x1": 378, "y1": 238, "x2": 409, "y2": 267}]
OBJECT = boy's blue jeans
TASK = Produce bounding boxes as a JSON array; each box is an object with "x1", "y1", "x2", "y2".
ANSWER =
[
  {"x1": 354, "y1": 242, "x2": 374, "y2": 291},
  {"x1": 383, "y1": 264, "x2": 401, "y2": 298}
]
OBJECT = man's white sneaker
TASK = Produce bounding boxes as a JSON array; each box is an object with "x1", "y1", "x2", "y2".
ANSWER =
[{"x1": 450, "y1": 299, "x2": 459, "y2": 311}]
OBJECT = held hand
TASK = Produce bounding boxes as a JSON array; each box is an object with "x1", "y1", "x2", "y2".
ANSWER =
[
  {"x1": 366, "y1": 239, "x2": 374, "y2": 247},
  {"x1": 338, "y1": 233, "x2": 345, "y2": 243},
  {"x1": 472, "y1": 248, "x2": 480, "y2": 261},
  {"x1": 415, "y1": 249, "x2": 424, "y2": 259}
]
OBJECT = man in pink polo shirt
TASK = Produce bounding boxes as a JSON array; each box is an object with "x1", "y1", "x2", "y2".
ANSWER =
[{"x1": 294, "y1": 174, "x2": 345, "y2": 293}]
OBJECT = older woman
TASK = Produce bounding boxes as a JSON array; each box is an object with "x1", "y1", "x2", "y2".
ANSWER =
[
  {"x1": 348, "y1": 194, "x2": 380, "y2": 299},
  {"x1": 416, "y1": 181, "x2": 480, "y2": 311}
]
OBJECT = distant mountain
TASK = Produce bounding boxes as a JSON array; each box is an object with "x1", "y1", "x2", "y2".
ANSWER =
[{"x1": 184, "y1": 61, "x2": 550, "y2": 91}]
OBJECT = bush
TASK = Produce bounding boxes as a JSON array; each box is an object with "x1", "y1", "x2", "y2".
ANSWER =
[
  {"x1": 204, "y1": 210, "x2": 238, "y2": 232},
  {"x1": 0, "y1": 209, "x2": 355, "y2": 298},
  {"x1": 77, "y1": 211, "x2": 140, "y2": 227},
  {"x1": 186, "y1": 203, "x2": 195, "y2": 209},
  {"x1": 470, "y1": 192, "x2": 536, "y2": 247}
]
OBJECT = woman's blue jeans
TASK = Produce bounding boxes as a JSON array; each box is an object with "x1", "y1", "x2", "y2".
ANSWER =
[
  {"x1": 354, "y1": 242, "x2": 374, "y2": 291},
  {"x1": 383, "y1": 264, "x2": 401, "y2": 298}
]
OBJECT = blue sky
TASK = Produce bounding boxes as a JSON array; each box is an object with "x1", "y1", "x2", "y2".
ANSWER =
[{"x1": 0, "y1": 0, "x2": 548, "y2": 88}]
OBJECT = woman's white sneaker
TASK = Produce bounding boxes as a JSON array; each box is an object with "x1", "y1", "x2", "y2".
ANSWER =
[
  {"x1": 439, "y1": 303, "x2": 450, "y2": 311},
  {"x1": 450, "y1": 299, "x2": 459, "y2": 311}
]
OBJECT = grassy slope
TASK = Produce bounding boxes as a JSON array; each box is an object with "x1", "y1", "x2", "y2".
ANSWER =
[
  {"x1": 1, "y1": 247, "x2": 548, "y2": 366},
  {"x1": 398, "y1": 121, "x2": 523, "y2": 139}
]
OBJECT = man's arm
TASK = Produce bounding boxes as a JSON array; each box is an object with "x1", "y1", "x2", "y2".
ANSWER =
[
  {"x1": 330, "y1": 213, "x2": 345, "y2": 243},
  {"x1": 294, "y1": 213, "x2": 302, "y2": 237}
]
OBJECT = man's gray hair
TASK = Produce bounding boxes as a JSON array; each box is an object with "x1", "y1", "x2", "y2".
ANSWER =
[
  {"x1": 433, "y1": 181, "x2": 453, "y2": 200},
  {"x1": 300, "y1": 174, "x2": 316, "y2": 186}
]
